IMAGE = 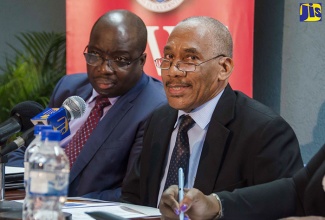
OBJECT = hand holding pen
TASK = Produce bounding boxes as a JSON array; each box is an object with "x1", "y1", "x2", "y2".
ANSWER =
[{"x1": 159, "y1": 183, "x2": 222, "y2": 220}]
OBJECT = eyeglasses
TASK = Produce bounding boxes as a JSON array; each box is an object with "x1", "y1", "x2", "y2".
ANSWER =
[
  {"x1": 154, "y1": 54, "x2": 225, "y2": 73},
  {"x1": 83, "y1": 46, "x2": 143, "y2": 70}
]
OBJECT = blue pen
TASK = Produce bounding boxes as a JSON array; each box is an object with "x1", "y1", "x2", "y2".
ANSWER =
[{"x1": 178, "y1": 167, "x2": 184, "y2": 220}]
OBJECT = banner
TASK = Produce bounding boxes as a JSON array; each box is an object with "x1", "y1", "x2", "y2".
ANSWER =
[{"x1": 66, "y1": 0, "x2": 254, "y2": 96}]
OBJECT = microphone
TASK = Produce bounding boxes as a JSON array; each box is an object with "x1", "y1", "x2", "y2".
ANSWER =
[
  {"x1": 0, "y1": 101, "x2": 44, "y2": 144},
  {"x1": 0, "y1": 127, "x2": 35, "y2": 157},
  {"x1": 31, "y1": 96, "x2": 86, "y2": 140}
]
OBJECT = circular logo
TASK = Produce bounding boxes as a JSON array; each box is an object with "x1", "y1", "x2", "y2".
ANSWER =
[{"x1": 136, "y1": 0, "x2": 185, "y2": 13}]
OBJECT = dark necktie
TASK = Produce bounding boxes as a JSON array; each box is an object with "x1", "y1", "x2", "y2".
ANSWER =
[
  {"x1": 164, "y1": 115, "x2": 195, "y2": 190},
  {"x1": 65, "y1": 96, "x2": 110, "y2": 168}
]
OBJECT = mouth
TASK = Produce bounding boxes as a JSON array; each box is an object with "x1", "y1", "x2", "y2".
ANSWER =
[
  {"x1": 95, "y1": 78, "x2": 116, "y2": 90},
  {"x1": 165, "y1": 81, "x2": 191, "y2": 96}
]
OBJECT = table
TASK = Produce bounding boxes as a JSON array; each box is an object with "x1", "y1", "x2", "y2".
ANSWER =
[
  {"x1": 3, "y1": 189, "x2": 160, "y2": 220},
  {"x1": 1, "y1": 189, "x2": 24, "y2": 220},
  {"x1": 5, "y1": 188, "x2": 25, "y2": 200}
]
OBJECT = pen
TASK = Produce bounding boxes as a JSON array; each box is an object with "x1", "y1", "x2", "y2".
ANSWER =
[{"x1": 178, "y1": 167, "x2": 184, "y2": 220}]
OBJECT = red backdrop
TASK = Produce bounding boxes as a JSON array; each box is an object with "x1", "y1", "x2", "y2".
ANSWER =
[{"x1": 66, "y1": 0, "x2": 254, "y2": 96}]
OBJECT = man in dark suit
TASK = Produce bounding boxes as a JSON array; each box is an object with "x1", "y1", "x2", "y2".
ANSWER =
[
  {"x1": 7, "y1": 10, "x2": 166, "y2": 201},
  {"x1": 159, "y1": 144, "x2": 325, "y2": 220},
  {"x1": 121, "y1": 16, "x2": 303, "y2": 207}
]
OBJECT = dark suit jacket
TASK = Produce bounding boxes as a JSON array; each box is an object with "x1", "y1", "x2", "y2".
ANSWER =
[
  {"x1": 121, "y1": 84, "x2": 303, "y2": 207},
  {"x1": 218, "y1": 144, "x2": 325, "y2": 220},
  {"x1": 7, "y1": 73, "x2": 167, "y2": 201}
]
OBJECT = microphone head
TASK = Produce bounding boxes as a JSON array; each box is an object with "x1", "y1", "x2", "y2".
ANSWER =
[
  {"x1": 62, "y1": 96, "x2": 86, "y2": 120},
  {"x1": 10, "y1": 101, "x2": 44, "y2": 132}
]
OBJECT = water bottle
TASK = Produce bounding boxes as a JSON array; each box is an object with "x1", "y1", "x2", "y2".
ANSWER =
[
  {"x1": 23, "y1": 125, "x2": 53, "y2": 219},
  {"x1": 26, "y1": 130, "x2": 70, "y2": 220}
]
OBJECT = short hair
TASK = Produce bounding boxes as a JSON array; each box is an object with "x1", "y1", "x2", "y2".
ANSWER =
[{"x1": 179, "y1": 16, "x2": 233, "y2": 57}]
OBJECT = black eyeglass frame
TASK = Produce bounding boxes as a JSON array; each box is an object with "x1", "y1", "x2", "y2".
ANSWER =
[{"x1": 83, "y1": 46, "x2": 144, "y2": 70}]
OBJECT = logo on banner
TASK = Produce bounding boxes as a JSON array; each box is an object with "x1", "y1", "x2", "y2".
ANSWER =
[
  {"x1": 136, "y1": 0, "x2": 184, "y2": 13},
  {"x1": 299, "y1": 3, "x2": 322, "y2": 22}
]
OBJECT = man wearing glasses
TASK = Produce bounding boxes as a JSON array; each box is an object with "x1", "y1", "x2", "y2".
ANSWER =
[
  {"x1": 121, "y1": 16, "x2": 303, "y2": 211},
  {"x1": 8, "y1": 10, "x2": 166, "y2": 201}
]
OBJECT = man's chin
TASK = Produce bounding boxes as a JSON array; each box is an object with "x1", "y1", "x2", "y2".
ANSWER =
[{"x1": 168, "y1": 98, "x2": 191, "y2": 112}]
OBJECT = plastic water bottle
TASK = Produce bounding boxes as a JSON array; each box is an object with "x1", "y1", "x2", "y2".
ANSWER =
[
  {"x1": 23, "y1": 125, "x2": 53, "y2": 219},
  {"x1": 26, "y1": 130, "x2": 70, "y2": 220}
]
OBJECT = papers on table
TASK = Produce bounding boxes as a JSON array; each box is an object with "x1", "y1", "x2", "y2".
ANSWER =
[
  {"x1": 5, "y1": 166, "x2": 25, "y2": 175},
  {"x1": 14, "y1": 198, "x2": 161, "y2": 219},
  {"x1": 62, "y1": 197, "x2": 161, "y2": 219},
  {"x1": 5, "y1": 166, "x2": 24, "y2": 189}
]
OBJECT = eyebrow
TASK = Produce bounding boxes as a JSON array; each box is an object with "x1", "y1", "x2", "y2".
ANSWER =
[
  {"x1": 184, "y1": 48, "x2": 198, "y2": 54},
  {"x1": 163, "y1": 46, "x2": 199, "y2": 54},
  {"x1": 163, "y1": 45, "x2": 172, "y2": 52},
  {"x1": 87, "y1": 47, "x2": 131, "y2": 56},
  {"x1": 87, "y1": 46, "x2": 105, "y2": 54}
]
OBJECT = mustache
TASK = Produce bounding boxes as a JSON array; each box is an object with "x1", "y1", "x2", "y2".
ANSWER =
[{"x1": 165, "y1": 81, "x2": 191, "y2": 87}]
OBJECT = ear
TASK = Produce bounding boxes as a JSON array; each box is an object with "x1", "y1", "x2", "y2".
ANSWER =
[
  {"x1": 139, "y1": 53, "x2": 147, "y2": 66},
  {"x1": 218, "y1": 57, "x2": 234, "y2": 80}
]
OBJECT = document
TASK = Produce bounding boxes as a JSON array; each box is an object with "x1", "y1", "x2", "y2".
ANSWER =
[
  {"x1": 5, "y1": 166, "x2": 24, "y2": 189},
  {"x1": 62, "y1": 197, "x2": 161, "y2": 219},
  {"x1": 5, "y1": 166, "x2": 25, "y2": 175}
]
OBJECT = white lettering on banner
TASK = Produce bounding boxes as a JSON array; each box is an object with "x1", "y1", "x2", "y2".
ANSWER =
[
  {"x1": 162, "y1": 26, "x2": 175, "y2": 34},
  {"x1": 147, "y1": 26, "x2": 175, "y2": 76},
  {"x1": 136, "y1": 0, "x2": 184, "y2": 13}
]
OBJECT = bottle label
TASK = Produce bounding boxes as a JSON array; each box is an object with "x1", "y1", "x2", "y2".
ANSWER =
[{"x1": 29, "y1": 170, "x2": 69, "y2": 196}]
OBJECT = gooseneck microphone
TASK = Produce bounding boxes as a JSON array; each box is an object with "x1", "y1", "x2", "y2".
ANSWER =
[
  {"x1": 0, "y1": 127, "x2": 35, "y2": 157},
  {"x1": 0, "y1": 96, "x2": 86, "y2": 156},
  {"x1": 0, "y1": 96, "x2": 86, "y2": 157},
  {"x1": 62, "y1": 96, "x2": 86, "y2": 120},
  {"x1": 0, "y1": 101, "x2": 44, "y2": 144}
]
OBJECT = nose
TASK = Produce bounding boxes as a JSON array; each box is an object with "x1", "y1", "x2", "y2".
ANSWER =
[
  {"x1": 166, "y1": 62, "x2": 186, "y2": 77},
  {"x1": 97, "y1": 59, "x2": 114, "y2": 73}
]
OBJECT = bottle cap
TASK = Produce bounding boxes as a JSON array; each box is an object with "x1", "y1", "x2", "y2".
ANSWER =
[
  {"x1": 34, "y1": 124, "x2": 53, "y2": 135},
  {"x1": 41, "y1": 130, "x2": 61, "y2": 141}
]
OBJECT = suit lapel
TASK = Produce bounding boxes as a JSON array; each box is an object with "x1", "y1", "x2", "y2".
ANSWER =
[
  {"x1": 69, "y1": 74, "x2": 149, "y2": 183},
  {"x1": 194, "y1": 84, "x2": 236, "y2": 194},
  {"x1": 143, "y1": 106, "x2": 178, "y2": 206}
]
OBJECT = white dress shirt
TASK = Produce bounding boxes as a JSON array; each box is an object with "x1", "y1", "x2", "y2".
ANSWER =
[{"x1": 157, "y1": 90, "x2": 224, "y2": 206}]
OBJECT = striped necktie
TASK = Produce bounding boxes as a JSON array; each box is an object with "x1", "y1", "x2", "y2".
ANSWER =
[{"x1": 64, "y1": 96, "x2": 110, "y2": 168}]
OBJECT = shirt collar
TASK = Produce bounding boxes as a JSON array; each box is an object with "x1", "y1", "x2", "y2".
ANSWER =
[{"x1": 89, "y1": 89, "x2": 119, "y2": 105}]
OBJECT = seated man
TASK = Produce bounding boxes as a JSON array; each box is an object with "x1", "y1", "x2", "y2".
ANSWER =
[
  {"x1": 121, "y1": 15, "x2": 303, "y2": 207},
  {"x1": 7, "y1": 10, "x2": 166, "y2": 201},
  {"x1": 159, "y1": 143, "x2": 325, "y2": 219}
]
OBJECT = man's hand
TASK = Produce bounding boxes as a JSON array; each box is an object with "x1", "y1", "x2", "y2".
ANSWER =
[
  {"x1": 159, "y1": 185, "x2": 180, "y2": 220},
  {"x1": 159, "y1": 185, "x2": 220, "y2": 220}
]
